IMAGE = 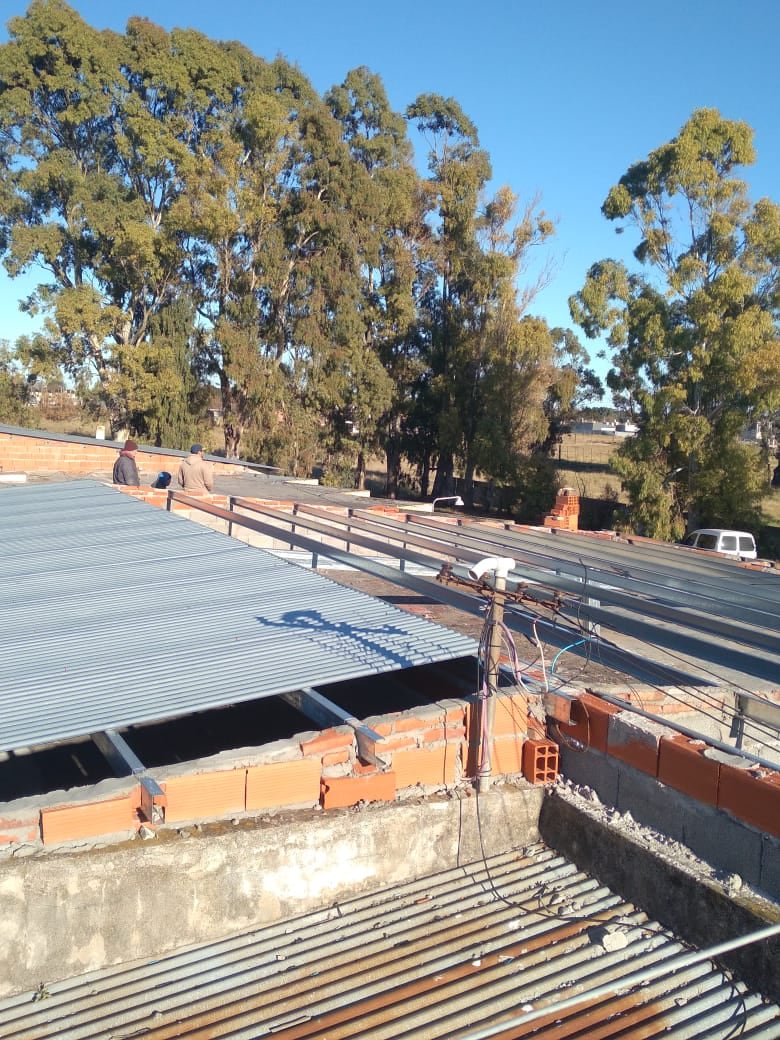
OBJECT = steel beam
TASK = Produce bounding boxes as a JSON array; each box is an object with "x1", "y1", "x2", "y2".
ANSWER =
[
  {"x1": 92, "y1": 729, "x2": 166, "y2": 823},
  {"x1": 281, "y1": 687, "x2": 388, "y2": 768}
]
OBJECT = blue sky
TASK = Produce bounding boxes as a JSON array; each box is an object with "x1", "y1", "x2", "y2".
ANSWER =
[{"x1": 1, "y1": 0, "x2": 777, "y2": 383}]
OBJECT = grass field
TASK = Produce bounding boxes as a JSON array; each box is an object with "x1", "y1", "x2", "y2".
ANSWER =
[{"x1": 554, "y1": 433, "x2": 626, "y2": 501}]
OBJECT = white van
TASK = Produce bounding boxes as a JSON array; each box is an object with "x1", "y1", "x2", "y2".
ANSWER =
[{"x1": 682, "y1": 529, "x2": 757, "y2": 560}]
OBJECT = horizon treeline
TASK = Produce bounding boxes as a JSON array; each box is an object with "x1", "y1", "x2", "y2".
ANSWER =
[
  {"x1": 0, "y1": 0, "x2": 598, "y2": 513},
  {"x1": 2, "y1": 3, "x2": 778, "y2": 535}
]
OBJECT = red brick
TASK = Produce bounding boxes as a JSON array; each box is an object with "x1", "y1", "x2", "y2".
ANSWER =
[
  {"x1": 522, "y1": 739, "x2": 559, "y2": 784},
  {"x1": 443, "y1": 706, "x2": 467, "y2": 725},
  {"x1": 461, "y1": 735, "x2": 527, "y2": 778},
  {"x1": 463, "y1": 699, "x2": 480, "y2": 735},
  {"x1": 321, "y1": 770, "x2": 396, "y2": 809},
  {"x1": 607, "y1": 714, "x2": 665, "y2": 776},
  {"x1": 41, "y1": 790, "x2": 140, "y2": 845},
  {"x1": 556, "y1": 693, "x2": 620, "y2": 753},
  {"x1": 658, "y1": 735, "x2": 719, "y2": 806},
  {"x1": 491, "y1": 735, "x2": 526, "y2": 775},
  {"x1": 246, "y1": 759, "x2": 320, "y2": 810},
  {"x1": 461, "y1": 738, "x2": 480, "y2": 778},
  {"x1": 393, "y1": 714, "x2": 433, "y2": 734},
  {"x1": 492, "y1": 693, "x2": 529, "y2": 736},
  {"x1": 322, "y1": 750, "x2": 351, "y2": 767},
  {"x1": 526, "y1": 718, "x2": 547, "y2": 740},
  {"x1": 376, "y1": 734, "x2": 417, "y2": 752},
  {"x1": 162, "y1": 769, "x2": 246, "y2": 824},
  {"x1": 717, "y1": 765, "x2": 780, "y2": 837},
  {"x1": 420, "y1": 725, "x2": 464, "y2": 744},
  {"x1": 0, "y1": 809, "x2": 40, "y2": 845},
  {"x1": 300, "y1": 728, "x2": 354, "y2": 758},
  {"x1": 364, "y1": 719, "x2": 394, "y2": 737},
  {"x1": 392, "y1": 745, "x2": 458, "y2": 789}
]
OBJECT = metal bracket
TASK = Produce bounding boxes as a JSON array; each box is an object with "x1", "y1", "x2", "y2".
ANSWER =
[
  {"x1": 731, "y1": 692, "x2": 780, "y2": 750},
  {"x1": 281, "y1": 687, "x2": 388, "y2": 768},
  {"x1": 92, "y1": 730, "x2": 167, "y2": 823}
]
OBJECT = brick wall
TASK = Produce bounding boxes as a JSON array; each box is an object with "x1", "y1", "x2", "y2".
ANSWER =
[
  {"x1": 0, "y1": 429, "x2": 243, "y2": 480},
  {"x1": 0, "y1": 693, "x2": 557, "y2": 848},
  {"x1": 543, "y1": 487, "x2": 580, "y2": 531},
  {"x1": 1, "y1": 681, "x2": 778, "y2": 853},
  {"x1": 555, "y1": 692, "x2": 780, "y2": 839}
]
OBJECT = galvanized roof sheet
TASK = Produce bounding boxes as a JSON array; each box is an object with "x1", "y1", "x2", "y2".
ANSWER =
[
  {"x1": 232, "y1": 501, "x2": 780, "y2": 688},
  {"x1": 0, "y1": 481, "x2": 476, "y2": 753},
  {"x1": 1, "y1": 842, "x2": 777, "y2": 1039}
]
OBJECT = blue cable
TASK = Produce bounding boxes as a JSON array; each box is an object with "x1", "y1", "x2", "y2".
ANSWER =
[{"x1": 550, "y1": 639, "x2": 587, "y2": 675}]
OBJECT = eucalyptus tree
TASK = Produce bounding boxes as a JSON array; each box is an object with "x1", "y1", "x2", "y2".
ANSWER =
[
  {"x1": 326, "y1": 66, "x2": 422, "y2": 492},
  {"x1": 404, "y1": 94, "x2": 487, "y2": 497},
  {"x1": 406, "y1": 95, "x2": 555, "y2": 503},
  {"x1": 139, "y1": 295, "x2": 201, "y2": 448},
  {"x1": 570, "y1": 109, "x2": 780, "y2": 537},
  {"x1": 171, "y1": 45, "x2": 304, "y2": 459},
  {"x1": 0, "y1": 1, "x2": 200, "y2": 436},
  {"x1": 0, "y1": 343, "x2": 32, "y2": 424}
]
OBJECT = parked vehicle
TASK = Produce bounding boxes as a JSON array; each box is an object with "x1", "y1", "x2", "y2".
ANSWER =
[{"x1": 682, "y1": 529, "x2": 757, "y2": 560}]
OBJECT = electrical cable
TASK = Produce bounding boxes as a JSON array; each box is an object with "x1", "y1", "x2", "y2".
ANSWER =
[
  {"x1": 520, "y1": 577, "x2": 780, "y2": 757},
  {"x1": 470, "y1": 789, "x2": 755, "y2": 1040}
]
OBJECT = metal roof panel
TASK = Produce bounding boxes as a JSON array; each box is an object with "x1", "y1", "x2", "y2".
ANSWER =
[
  {"x1": 0, "y1": 482, "x2": 476, "y2": 753},
  {"x1": 1, "y1": 843, "x2": 776, "y2": 1038}
]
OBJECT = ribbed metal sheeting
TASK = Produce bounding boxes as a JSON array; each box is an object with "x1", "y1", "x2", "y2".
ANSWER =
[
  {"x1": 240, "y1": 503, "x2": 780, "y2": 686},
  {"x1": 2, "y1": 842, "x2": 777, "y2": 1039},
  {"x1": 0, "y1": 481, "x2": 476, "y2": 754}
]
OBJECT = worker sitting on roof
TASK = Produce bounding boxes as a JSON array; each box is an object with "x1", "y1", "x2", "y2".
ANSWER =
[{"x1": 177, "y1": 444, "x2": 214, "y2": 492}]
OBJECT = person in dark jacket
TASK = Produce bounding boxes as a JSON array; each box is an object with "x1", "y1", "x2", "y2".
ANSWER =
[{"x1": 113, "y1": 439, "x2": 141, "y2": 486}]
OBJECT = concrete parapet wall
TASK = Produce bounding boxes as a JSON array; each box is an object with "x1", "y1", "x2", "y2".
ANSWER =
[
  {"x1": 556, "y1": 741, "x2": 780, "y2": 901},
  {"x1": 555, "y1": 695, "x2": 780, "y2": 844},
  {"x1": 0, "y1": 785, "x2": 544, "y2": 998},
  {"x1": 0, "y1": 697, "x2": 553, "y2": 851}
]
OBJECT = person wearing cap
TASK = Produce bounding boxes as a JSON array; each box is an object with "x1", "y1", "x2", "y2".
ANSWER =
[
  {"x1": 113, "y1": 439, "x2": 141, "y2": 486},
  {"x1": 177, "y1": 443, "x2": 214, "y2": 492}
]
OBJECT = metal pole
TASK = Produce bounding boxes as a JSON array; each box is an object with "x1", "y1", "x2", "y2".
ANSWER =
[{"x1": 477, "y1": 571, "x2": 507, "y2": 793}]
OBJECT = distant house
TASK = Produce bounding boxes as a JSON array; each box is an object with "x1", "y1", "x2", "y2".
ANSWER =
[
  {"x1": 571, "y1": 420, "x2": 636, "y2": 437},
  {"x1": 740, "y1": 422, "x2": 778, "y2": 449}
]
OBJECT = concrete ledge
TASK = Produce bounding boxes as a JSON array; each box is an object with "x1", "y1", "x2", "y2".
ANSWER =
[
  {"x1": 539, "y1": 790, "x2": 780, "y2": 1004},
  {"x1": 0, "y1": 782, "x2": 544, "y2": 998},
  {"x1": 558, "y1": 741, "x2": 780, "y2": 899}
]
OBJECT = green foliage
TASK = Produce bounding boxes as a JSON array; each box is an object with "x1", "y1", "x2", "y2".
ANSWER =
[
  {"x1": 511, "y1": 453, "x2": 559, "y2": 524},
  {"x1": 0, "y1": 345, "x2": 31, "y2": 424},
  {"x1": 139, "y1": 297, "x2": 200, "y2": 448},
  {"x1": 571, "y1": 108, "x2": 780, "y2": 537},
  {"x1": 0, "y1": 4, "x2": 576, "y2": 497}
]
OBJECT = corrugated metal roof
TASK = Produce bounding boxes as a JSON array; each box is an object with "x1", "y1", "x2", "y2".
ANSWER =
[
  {"x1": 0, "y1": 481, "x2": 476, "y2": 753},
  {"x1": 228, "y1": 500, "x2": 780, "y2": 688},
  {"x1": 1, "y1": 842, "x2": 777, "y2": 1038}
]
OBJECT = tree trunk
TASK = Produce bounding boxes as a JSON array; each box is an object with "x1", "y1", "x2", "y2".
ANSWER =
[
  {"x1": 463, "y1": 457, "x2": 475, "y2": 508},
  {"x1": 419, "y1": 456, "x2": 431, "y2": 498},
  {"x1": 223, "y1": 421, "x2": 242, "y2": 459},
  {"x1": 384, "y1": 444, "x2": 401, "y2": 499},
  {"x1": 354, "y1": 451, "x2": 366, "y2": 491},
  {"x1": 432, "y1": 451, "x2": 454, "y2": 498}
]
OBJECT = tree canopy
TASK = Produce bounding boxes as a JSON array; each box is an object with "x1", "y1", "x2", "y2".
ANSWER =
[
  {"x1": 570, "y1": 108, "x2": 780, "y2": 537},
  {"x1": 2, "y1": 0, "x2": 591, "y2": 508}
]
